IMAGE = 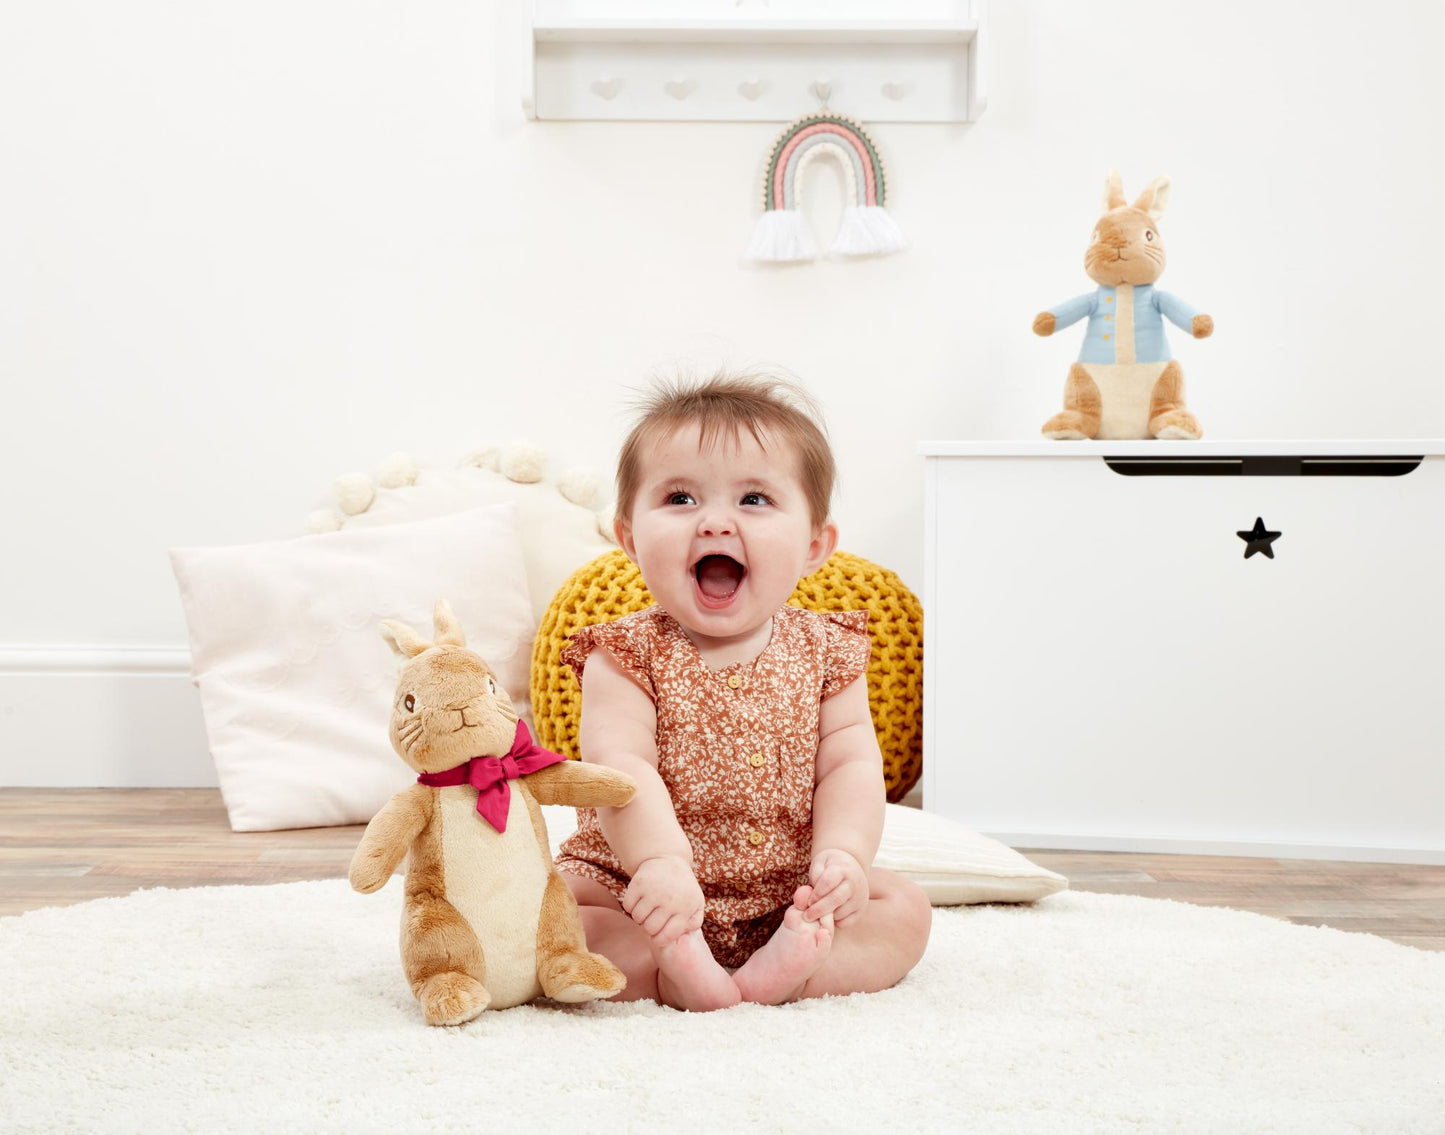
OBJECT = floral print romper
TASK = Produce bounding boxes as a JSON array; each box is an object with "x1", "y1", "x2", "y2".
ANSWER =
[{"x1": 555, "y1": 602, "x2": 871, "y2": 968}]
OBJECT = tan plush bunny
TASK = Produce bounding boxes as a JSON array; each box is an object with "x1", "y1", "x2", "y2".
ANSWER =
[
  {"x1": 349, "y1": 599, "x2": 636, "y2": 1026},
  {"x1": 1034, "y1": 170, "x2": 1214, "y2": 440}
]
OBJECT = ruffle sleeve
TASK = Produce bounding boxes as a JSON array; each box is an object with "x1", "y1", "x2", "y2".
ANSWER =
[
  {"x1": 560, "y1": 613, "x2": 656, "y2": 698},
  {"x1": 820, "y1": 609, "x2": 871, "y2": 700}
]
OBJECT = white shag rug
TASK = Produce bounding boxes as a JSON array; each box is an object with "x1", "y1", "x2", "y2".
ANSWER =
[{"x1": 3, "y1": 879, "x2": 1444, "y2": 1135}]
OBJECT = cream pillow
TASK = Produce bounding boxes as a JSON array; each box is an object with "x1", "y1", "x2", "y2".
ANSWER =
[
  {"x1": 170, "y1": 504, "x2": 535, "y2": 833},
  {"x1": 539, "y1": 802, "x2": 1068, "y2": 905},
  {"x1": 319, "y1": 459, "x2": 616, "y2": 625},
  {"x1": 871, "y1": 802, "x2": 1068, "y2": 904}
]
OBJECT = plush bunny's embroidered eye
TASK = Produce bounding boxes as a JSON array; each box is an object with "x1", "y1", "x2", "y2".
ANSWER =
[
  {"x1": 1090, "y1": 230, "x2": 1100, "y2": 244},
  {"x1": 486, "y1": 676, "x2": 497, "y2": 697},
  {"x1": 404, "y1": 694, "x2": 415, "y2": 712},
  {"x1": 1145, "y1": 229, "x2": 1156, "y2": 242}
]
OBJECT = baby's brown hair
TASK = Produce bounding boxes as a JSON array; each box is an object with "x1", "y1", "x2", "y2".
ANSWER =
[{"x1": 614, "y1": 371, "x2": 836, "y2": 533}]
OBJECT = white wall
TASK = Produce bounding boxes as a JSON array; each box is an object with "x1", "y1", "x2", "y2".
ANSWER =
[{"x1": 4, "y1": 0, "x2": 1444, "y2": 790}]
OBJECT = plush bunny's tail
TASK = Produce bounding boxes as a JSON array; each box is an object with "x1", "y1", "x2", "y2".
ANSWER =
[
  {"x1": 831, "y1": 205, "x2": 905, "y2": 257},
  {"x1": 746, "y1": 208, "x2": 818, "y2": 263}
]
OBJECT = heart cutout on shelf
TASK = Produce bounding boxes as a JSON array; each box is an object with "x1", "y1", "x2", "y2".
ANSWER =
[{"x1": 589, "y1": 76, "x2": 623, "y2": 100}]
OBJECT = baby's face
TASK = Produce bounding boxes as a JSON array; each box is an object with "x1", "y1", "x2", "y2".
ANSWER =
[{"x1": 616, "y1": 422, "x2": 837, "y2": 650}]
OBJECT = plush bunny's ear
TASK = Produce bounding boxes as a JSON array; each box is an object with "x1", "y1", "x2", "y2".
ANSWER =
[
  {"x1": 432, "y1": 599, "x2": 467, "y2": 648},
  {"x1": 380, "y1": 620, "x2": 432, "y2": 659},
  {"x1": 1103, "y1": 168, "x2": 1127, "y2": 211},
  {"x1": 1133, "y1": 175, "x2": 1171, "y2": 220}
]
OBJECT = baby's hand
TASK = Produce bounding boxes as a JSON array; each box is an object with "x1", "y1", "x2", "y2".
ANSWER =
[
  {"x1": 798, "y1": 848, "x2": 868, "y2": 927},
  {"x1": 622, "y1": 854, "x2": 705, "y2": 947}
]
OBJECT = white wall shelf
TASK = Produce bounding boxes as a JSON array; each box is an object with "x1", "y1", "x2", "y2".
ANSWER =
[{"x1": 524, "y1": 0, "x2": 989, "y2": 123}]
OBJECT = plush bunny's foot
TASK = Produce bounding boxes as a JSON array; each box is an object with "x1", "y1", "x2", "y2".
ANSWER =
[
  {"x1": 1042, "y1": 410, "x2": 1098, "y2": 440},
  {"x1": 1151, "y1": 410, "x2": 1202, "y2": 440},
  {"x1": 416, "y1": 971, "x2": 490, "y2": 1026},
  {"x1": 539, "y1": 948, "x2": 627, "y2": 1003}
]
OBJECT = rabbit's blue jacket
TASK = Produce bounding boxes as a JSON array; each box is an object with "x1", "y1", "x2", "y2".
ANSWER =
[{"x1": 1049, "y1": 283, "x2": 1201, "y2": 365}]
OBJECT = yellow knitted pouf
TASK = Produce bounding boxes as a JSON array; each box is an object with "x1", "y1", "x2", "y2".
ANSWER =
[{"x1": 530, "y1": 549, "x2": 922, "y2": 802}]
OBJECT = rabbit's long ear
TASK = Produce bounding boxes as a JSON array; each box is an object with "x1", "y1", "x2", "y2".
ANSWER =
[
  {"x1": 380, "y1": 620, "x2": 432, "y2": 659},
  {"x1": 1133, "y1": 175, "x2": 1171, "y2": 220},
  {"x1": 1103, "y1": 168, "x2": 1127, "y2": 211},
  {"x1": 432, "y1": 599, "x2": 467, "y2": 648}
]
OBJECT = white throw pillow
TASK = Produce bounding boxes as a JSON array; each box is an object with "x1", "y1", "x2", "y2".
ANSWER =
[
  {"x1": 871, "y1": 802, "x2": 1068, "y2": 904},
  {"x1": 539, "y1": 802, "x2": 1068, "y2": 906},
  {"x1": 335, "y1": 465, "x2": 616, "y2": 625},
  {"x1": 170, "y1": 504, "x2": 535, "y2": 833}
]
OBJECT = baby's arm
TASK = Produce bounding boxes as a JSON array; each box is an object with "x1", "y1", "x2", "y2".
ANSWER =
[
  {"x1": 578, "y1": 648, "x2": 702, "y2": 945},
  {"x1": 804, "y1": 673, "x2": 886, "y2": 925}
]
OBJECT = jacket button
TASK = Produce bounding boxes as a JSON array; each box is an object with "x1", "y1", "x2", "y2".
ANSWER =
[
  {"x1": 726, "y1": 675, "x2": 742, "y2": 689},
  {"x1": 749, "y1": 752, "x2": 765, "y2": 767},
  {"x1": 747, "y1": 831, "x2": 765, "y2": 846}
]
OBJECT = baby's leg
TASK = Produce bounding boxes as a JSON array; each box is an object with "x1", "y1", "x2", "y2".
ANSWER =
[
  {"x1": 561, "y1": 872, "x2": 658, "y2": 1003},
  {"x1": 793, "y1": 868, "x2": 932, "y2": 1001},
  {"x1": 561, "y1": 872, "x2": 740, "y2": 1011}
]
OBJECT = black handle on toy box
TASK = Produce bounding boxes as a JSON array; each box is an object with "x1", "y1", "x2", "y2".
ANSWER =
[{"x1": 1104, "y1": 456, "x2": 1422, "y2": 477}]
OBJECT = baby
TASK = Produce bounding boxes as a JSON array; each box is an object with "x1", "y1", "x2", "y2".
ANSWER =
[{"x1": 555, "y1": 372, "x2": 931, "y2": 1010}]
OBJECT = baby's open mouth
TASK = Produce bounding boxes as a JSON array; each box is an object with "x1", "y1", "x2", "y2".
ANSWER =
[{"x1": 694, "y1": 554, "x2": 746, "y2": 601}]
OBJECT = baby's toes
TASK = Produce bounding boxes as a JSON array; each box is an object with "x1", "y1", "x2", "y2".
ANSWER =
[{"x1": 781, "y1": 904, "x2": 833, "y2": 948}]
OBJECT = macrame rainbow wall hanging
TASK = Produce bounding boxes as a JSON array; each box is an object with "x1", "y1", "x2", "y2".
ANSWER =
[{"x1": 745, "y1": 111, "x2": 904, "y2": 263}]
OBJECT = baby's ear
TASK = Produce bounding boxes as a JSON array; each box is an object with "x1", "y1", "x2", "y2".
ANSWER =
[
  {"x1": 614, "y1": 516, "x2": 637, "y2": 562},
  {"x1": 804, "y1": 520, "x2": 839, "y2": 575}
]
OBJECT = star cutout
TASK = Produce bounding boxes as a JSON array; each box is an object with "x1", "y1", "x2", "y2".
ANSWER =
[{"x1": 1237, "y1": 517, "x2": 1281, "y2": 559}]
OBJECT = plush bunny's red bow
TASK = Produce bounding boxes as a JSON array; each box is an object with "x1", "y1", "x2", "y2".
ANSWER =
[{"x1": 416, "y1": 720, "x2": 566, "y2": 832}]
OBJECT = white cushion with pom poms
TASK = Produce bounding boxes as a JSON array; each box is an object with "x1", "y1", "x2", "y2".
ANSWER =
[{"x1": 313, "y1": 442, "x2": 616, "y2": 627}]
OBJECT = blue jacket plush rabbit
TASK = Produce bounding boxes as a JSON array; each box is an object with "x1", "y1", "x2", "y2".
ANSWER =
[
  {"x1": 1033, "y1": 171, "x2": 1214, "y2": 440},
  {"x1": 1048, "y1": 284, "x2": 1201, "y2": 367}
]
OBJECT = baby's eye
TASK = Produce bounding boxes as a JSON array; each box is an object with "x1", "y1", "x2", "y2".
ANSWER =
[
  {"x1": 667, "y1": 491, "x2": 695, "y2": 506},
  {"x1": 741, "y1": 492, "x2": 770, "y2": 506}
]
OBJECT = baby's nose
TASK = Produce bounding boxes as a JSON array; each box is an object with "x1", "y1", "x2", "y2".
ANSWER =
[{"x1": 697, "y1": 512, "x2": 736, "y2": 536}]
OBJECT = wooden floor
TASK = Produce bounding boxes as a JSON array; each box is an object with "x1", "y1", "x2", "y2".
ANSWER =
[{"x1": 3, "y1": 788, "x2": 1443, "y2": 951}]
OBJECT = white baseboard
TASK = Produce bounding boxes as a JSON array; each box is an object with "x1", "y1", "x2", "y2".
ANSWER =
[
  {"x1": 8, "y1": 648, "x2": 1445, "y2": 867},
  {"x1": 984, "y1": 830, "x2": 1445, "y2": 867},
  {"x1": 0, "y1": 646, "x2": 216, "y2": 787}
]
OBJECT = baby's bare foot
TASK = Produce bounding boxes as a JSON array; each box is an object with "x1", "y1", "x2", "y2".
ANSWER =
[
  {"x1": 654, "y1": 929, "x2": 741, "y2": 1012},
  {"x1": 733, "y1": 904, "x2": 834, "y2": 1005}
]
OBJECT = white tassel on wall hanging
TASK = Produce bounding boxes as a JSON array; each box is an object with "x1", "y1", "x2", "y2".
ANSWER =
[{"x1": 745, "y1": 110, "x2": 904, "y2": 264}]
